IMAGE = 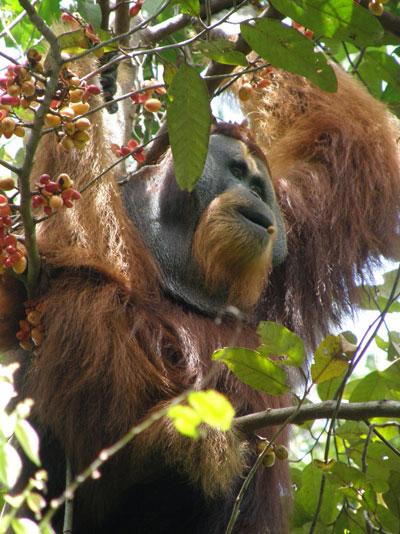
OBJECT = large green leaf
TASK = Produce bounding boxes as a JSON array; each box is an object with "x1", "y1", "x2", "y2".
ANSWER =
[
  {"x1": 167, "y1": 64, "x2": 212, "y2": 191},
  {"x1": 77, "y1": 1, "x2": 102, "y2": 32},
  {"x1": 240, "y1": 19, "x2": 337, "y2": 92},
  {"x1": 270, "y1": 0, "x2": 383, "y2": 47},
  {"x1": 213, "y1": 347, "x2": 288, "y2": 395},
  {"x1": 311, "y1": 334, "x2": 351, "y2": 383},
  {"x1": 257, "y1": 321, "x2": 305, "y2": 367}
]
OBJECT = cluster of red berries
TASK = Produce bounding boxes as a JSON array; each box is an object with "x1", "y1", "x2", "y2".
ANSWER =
[
  {"x1": 110, "y1": 139, "x2": 146, "y2": 164},
  {"x1": 0, "y1": 191, "x2": 26, "y2": 275},
  {"x1": 130, "y1": 79, "x2": 166, "y2": 113},
  {"x1": 32, "y1": 173, "x2": 82, "y2": 215},
  {"x1": 0, "y1": 232, "x2": 27, "y2": 275},
  {"x1": 238, "y1": 65, "x2": 274, "y2": 102},
  {"x1": 16, "y1": 300, "x2": 44, "y2": 351}
]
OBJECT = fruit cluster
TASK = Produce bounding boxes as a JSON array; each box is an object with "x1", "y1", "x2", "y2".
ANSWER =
[
  {"x1": 0, "y1": 192, "x2": 26, "y2": 277},
  {"x1": 368, "y1": 0, "x2": 388, "y2": 15},
  {"x1": 44, "y1": 53, "x2": 100, "y2": 153},
  {"x1": 16, "y1": 300, "x2": 44, "y2": 351},
  {"x1": 257, "y1": 439, "x2": 289, "y2": 468},
  {"x1": 61, "y1": 13, "x2": 104, "y2": 58},
  {"x1": 32, "y1": 173, "x2": 82, "y2": 216},
  {"x1": 238, "y1": 65, "x2": 274, "y2": 102},
  {"x1": 110, "y1": 139, "x2": 146, "y2": 163},
  {"x1": 130, "y1": 79, "x2": 166, "y2": 113},
  {"x1": 0, "y1": 58, "x2": 42, "y2": 139}
]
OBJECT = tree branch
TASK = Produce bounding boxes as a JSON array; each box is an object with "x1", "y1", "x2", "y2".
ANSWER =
[{"x1": 235, "y1": 400, "x2": 400, "y2": 434}]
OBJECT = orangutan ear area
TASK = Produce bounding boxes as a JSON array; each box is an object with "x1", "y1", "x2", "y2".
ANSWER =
[{"x1": 0, "y1": 2, "x2": 399, "y2": 534}]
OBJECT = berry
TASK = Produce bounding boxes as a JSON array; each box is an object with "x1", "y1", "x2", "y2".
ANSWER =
[
  {"x1": 71, "y1": 102, "x2": 90, "y2": 115},
  {"x1": 368, "y1": 0, "x2": 384, "y2": 15},
  {"x1": 129, "y1": 1, "x2": 143, "y2": 17},
  {"x1": 238, "y1": 83, "x2": 253, "y2": 102},
  {"x1": 262, "y1": 451, "x2": 276, "y2": 468},
  {"x1": 44, "y1": 114, "x2": 62, "y2": 128},
  {"x1": 58, "y1": 174, "x2": 73, "y2": 189},
  {"x1": 49, "y1": 195, "x2": 64, "y2": 212},
  {"x1": 14, "y1": 126, "x2": 25, "y2": 138},
  {"x1": 0, "y1": 178, "x2": 15, "y2": 191},
  {"x1": 2, "y1": 117, "x2": 16, "y2": 133},
  {"x1": 274, "y1": 445, "x2": 289, "y2": 460},
  {"x1": 144, "y1": 98, "x2": 161, "y2": 113},
  {"x1": 12, "y1": 256, "x2": 27, "y2": 274},
  {"x1": 75, "y1": 118, "x2": 91, "y2": 131}
]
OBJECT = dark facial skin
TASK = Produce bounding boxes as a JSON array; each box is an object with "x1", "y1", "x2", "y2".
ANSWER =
[{"x1": 122, "y1": 134, "x2": 287, "y2": 315}]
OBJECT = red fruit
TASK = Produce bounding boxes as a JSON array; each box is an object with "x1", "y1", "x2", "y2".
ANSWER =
[
  {"x1": 71, "y1": 189, "x2": 82, "y2": 200},
  {"x1": 61, "y1": 188, "x2": 74, "y2": 200},
  {"x1": 134, "y1": 151, "x2": 146, "y2": 164},
  {"x1": 85, "y1": 84, "x2": 100, "y2": 95},
  {"x1": 0, "y1": 205, "x2": 10, "y2": 217},
  {"x1": 129, "y1": 1, "x2": 143, "y2": 17},
  {"x1": 120, "y1": 147, "x2": 131, "y2": 157},
  {"x1": 5, "y1": 245, "x2": 16, "y2": 255},
  {"x1": 127, "y1": 139, "x2": 138, "y2": 150},
  {"x1": 63, "y1": 198, "x2": 74, "y2": 208},
  {"x1": 39, "y1": 174, "x2": 51, "y2": 184},
  {"x1": 32, "y1": 195, "x2": 44, "y2": 208},
  {"x1": 0, "y1": 194, "x2": 8, "y2": 206},
  {"x1": 4, "y1": 256, "x2": 13, "y2": 269},
  {"x1": 2, "y1": 216, "x2": 12, "y2": 227},
  {"x1": 43, "y1": 205, "x2": 53, "y2": 216},
  {"x1": 44, "y1": 181, "x2": 60, "y2": 193},
  {"x1": 16, "y1": 329, "x2": 31, "y2": 340},
  {"x1": 19, "y1": 320, "x2": 31, "y2": 332},
  {"x1": 0, "y1": 95, "x2": 20, "y2": 107},
  {"x1": 5, "y1": 234, "x2": 17, "y2": 247}
]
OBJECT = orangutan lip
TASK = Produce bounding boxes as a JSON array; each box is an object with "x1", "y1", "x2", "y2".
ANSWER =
[{"x1": 237, "y1": 206, "x2": 273, "y2": 232}]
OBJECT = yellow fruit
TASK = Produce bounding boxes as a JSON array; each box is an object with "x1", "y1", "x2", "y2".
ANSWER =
[
  {"x1": 7, "y1": 84, "x2": 21, "y2": 97},
  {"x1": 0, "y1": 178, "x2": 16, "y2": 191},
  {"x1": 368, "y1": 0, "x2": 384, "y2": 15},
  {"x1": 238, "y1": 83, "x2": 253, "y2": 102},
  {"x1": 44, "y1": 114, "x2": 62, "y2": 127},
  {"x1": 262, "y1": 452, "x2": 276, "y2": 468},
  {"x1": 75, "y1": 118, "x2": 91, "y2": 131},
  {"x1": 31, "y1": 327, "x2": 44, "y2": 345},
  {"x1": 144, "y1": 98, "x2": 161, "y2": 113},
  {"x1": 21, "y1": 82, "x2": 35, "y2": 97},
  {"x1": 71, "y1": 102, "x2": 90, "y2": 115},
  {"x1": 63, "y1": 121, "x2": 76, "y2": 136},
  {"x1": 14, "y1": 126, "x2": 25, "y2": 138},
  {"x1": 60, "y1": 136, "x2": 75, "y2": 151},
  {"x1": 13, "y1": 256, "x2": 27, "y2": 274},
  {"x1": 2, "y1": 117, "x2": 16, "y2": 133},
  {"x1": 49, "y1": 195, "x2": 64, "y2": 212},
  {"x1": 57, "y1": 173, "x2": 73, "y2": 189},
  {"x1": 60, "y1": 107, "x2": 76, "y2": 119},
  {"x1": 27, "y1": 310, "x2": 41, "y2": 326},
  {"x1": 69, "y1": 89, "x2": 84, "y2": 103}
]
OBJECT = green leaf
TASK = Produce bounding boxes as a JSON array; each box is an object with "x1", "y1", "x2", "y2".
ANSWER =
[
  {"x1": 240, "y1": 19, "x2": 337, "y2": 92},
  {"x1": 382, "y1": 470, "x2": 400, "y2": 521},
  {"x1": 142, "y1": 0, "x2": 166, "y2": 18},
  {"x1": 188, "y1": 390, "x2": 234, "y2": 430},
  {"x1": 171, "y1": 0, "x2": 199, "y2": 16},
  {"x1": 168, "y1": 405, "x2": 202, "y2": 438},
  {"x1": 213, "y1": 348, "x2": 288, "y2": 395},
  {"x1": 359, "y1": 51, "x2": 400, "y2": 104},
  {"x1": 358, "y1": 269, "x2": 400, "y2": 312},
  {"x1": 323, "y1": 461, "x2": 366, "y2": 490},
  {"x1": 196, "y1": 41, "x2": 247, "y2": 66},
  {"x1": 257, "y1": 321, "x2": 305, "y2": 367},
  {"x1": 269, "y1": 0, "x2": 383, "y2": 47},
  {"x1": 349, "y1": 371, "x2": 389, "y2": 402},
  {"x1": 311, "y1": 335, "x2": 350, "y2": 383},
  {"x1": 167, "y1": 63, "x2": 212, "y2": 191},
  {"x1": 317, "y1": 372, "x2": 345, "y2": 401},
  {"x1": 14, "y1": 420, "x2": 40, "y2": 466},
  {"x1": 0, "y1": 442, "x2": 22, "y2": 488},
  {"x1": 26, "y1": 493, "x2": 46, "y2": 514},
  {"x1": 335, "y1": 421, "x2": 369, "y2": 443},
  {"x1": 379, "y1": 360, "x2": 400, "y2": 392},
  {"x1": 10, "y1": 518, "x2": 40, "y2": 534},
  {"x1": 77, "y1": 1, "x2": 102, "y2": 32}
]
